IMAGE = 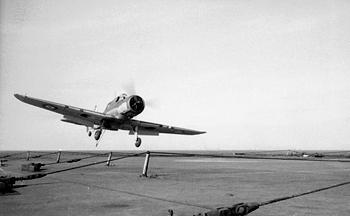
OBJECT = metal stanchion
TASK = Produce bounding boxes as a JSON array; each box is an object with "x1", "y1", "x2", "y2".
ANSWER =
[
  {"x1": 56, "y1": 151, "x2": 61, "y2": 163},
  {"x1": 141, "y1": 151, "x2": 151, "y2": 177},
  {"x1": 106, "y1": 152, "x2": 112, "y2": 166},
  {"x1": 26, "y1": 151, "x2": 30, "y2": 161}
]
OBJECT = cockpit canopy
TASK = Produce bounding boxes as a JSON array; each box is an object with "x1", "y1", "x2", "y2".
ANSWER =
[{"x1": 115, "y1": 93, "x2": 128, "y2": 103}]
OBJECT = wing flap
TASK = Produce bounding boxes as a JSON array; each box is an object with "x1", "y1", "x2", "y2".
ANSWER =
[
  {"x1": 61, "y1": 116, "x2": 94, "y2": 127},
  {"x1": 129, "y1": 130, "x2": 159, "y2": 136},
  {"x1": 127, "y1": 119, "x2": 205, "y2": 135}
]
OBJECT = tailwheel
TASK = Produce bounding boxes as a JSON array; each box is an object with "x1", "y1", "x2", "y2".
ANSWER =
[
  {"x1": 94, "y1": 130, "x2": 102, "y2": 140},
  {"x1": 135, "y1": 137, "x2": 142, "y2": 148}
]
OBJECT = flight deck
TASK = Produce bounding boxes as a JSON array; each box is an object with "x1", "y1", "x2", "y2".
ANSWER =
[{"x1": 0, "y1": 151, "x2": 349, "y2": 216}]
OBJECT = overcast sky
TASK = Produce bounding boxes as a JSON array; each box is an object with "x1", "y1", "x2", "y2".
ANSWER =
[{"x1": 1, "y1": 0, "x2": 350, "y2": 151}]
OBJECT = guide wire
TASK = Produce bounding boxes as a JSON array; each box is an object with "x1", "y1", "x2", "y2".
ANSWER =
[
  {"x1": 0, "y1": 152, "x2": 25, "y2": 159},
  {"x1": 44, "y1": 152, "x2": 147, "y2": 175},
  {"x1": 47, "y1": 176, "x2": 214, "y2": 210},
  {"x1": 2, "y1": 151, "x2": 211, "y2": 210},
  {"x1": 191, "y1": 180, "x2": 350, "y2": 215},
  {"x1": 150, "y1": 151, "x2": 350, "y2": 162},
  {"x1": 259, "y1": 180, "x2": 350, "y2": 207},
  {"x1": 44, "y1": 152, "x2": 109, "y2": 165},
  {"x1": 61, "y1": 151, "x2": 110, "y2": 156},
  {"x1": 12, "y1": 152, "x2": 147, "y2": 181},
  {"x1": 0, "y1": 151, "x2": 57, "y2": 161},
  {"x1": 31, "y1": 151, "x2": 58, "y2": 159}
]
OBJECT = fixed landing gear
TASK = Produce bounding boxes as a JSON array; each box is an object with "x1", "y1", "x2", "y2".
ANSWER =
[
  {"x1": 94, "y1": 130, "x2": 102, "y2": 140},
  {"x1": 87, "y1": 125, "x2": 104, "y2": 147},
  {"x1": 134, "y1": 126, "x2": 142, "y2": 148},
  {"x1": 86, "y1": 126, "x2": 93, "y2": 137},
  {"x1": 135, "y1": 137, "x2": 142, "y2": 148}
]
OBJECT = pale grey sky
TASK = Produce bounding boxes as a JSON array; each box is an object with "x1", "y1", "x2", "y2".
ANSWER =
[{"x1": 1, "y1": 0, "x2": 350, "y2": 150}]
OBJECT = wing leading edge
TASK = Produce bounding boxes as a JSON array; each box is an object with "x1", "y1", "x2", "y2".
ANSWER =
[{"x1": 14, "y1": 94, "x2": 115, "y2": 127}]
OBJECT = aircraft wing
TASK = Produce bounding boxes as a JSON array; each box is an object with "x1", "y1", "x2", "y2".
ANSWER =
[
  {"x1": 126, "y1": 119, "x2": 206, "y2": 136},
  {"x1": 14, "y1": 94, "x2": 114, "y2": 127}
]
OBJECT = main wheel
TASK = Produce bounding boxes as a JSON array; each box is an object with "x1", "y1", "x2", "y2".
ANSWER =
[
  {"x1": 135, "y1": 137, "x2": 142, "y2": 148},
  {"x1": 88, "y1": 131, "x2": 92, "y2": 137},
  {"x1": 94, "y1": 130, "x2": 102, "y2": 140}
]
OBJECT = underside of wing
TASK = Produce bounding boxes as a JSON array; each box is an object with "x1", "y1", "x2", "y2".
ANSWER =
[
  {"x1": 14, "y1": 94, "x2": 115, "y2": 127},
  {"x1": 123, "y1": 119, "x2": 206, "y2": 136}
]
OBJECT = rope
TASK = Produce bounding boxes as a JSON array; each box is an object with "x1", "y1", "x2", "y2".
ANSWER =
[
  {"x1": 0, "y1": 151, "x2": 57, "y2": 160},
  {"x1": 8, "y1": 151, "x2": 211, "y2": 210},
  {"x1": 44, "y1": 152, "x2": 109, "y2": 165},
  {"x1": 149, "y1": 151, "x2": 350, "y2": 162},
  {"x1": 31, "y1": 151, "x2": 58, "y2": 158},
  {"x1": 9, "y1": 152, "x2": 146, "y2": 182},
  {"x1": 59, "y1": 151, "x2": 109, "y2": 156},
  {"x1": 48, "y1": 176, "x2": 213, "y2": 210},
  {"x1": 0, "y1": 152, "x2": 25, "y2": 159},
  {"x1": 259, "y1": 180, "x2": 350, "y2": 206},
  {"x1": 44, "y1": 152, "x2": 146, "y2": 175}
]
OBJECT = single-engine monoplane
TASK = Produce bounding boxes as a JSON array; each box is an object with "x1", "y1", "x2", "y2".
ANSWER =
[{"x1": 14, "y1": 93, "x2": 205, "y2": 147}]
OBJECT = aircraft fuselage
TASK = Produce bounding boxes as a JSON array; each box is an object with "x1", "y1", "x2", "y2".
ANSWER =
[{"x1": 104, "y1": 94, "x2": 145, "y2": 120}]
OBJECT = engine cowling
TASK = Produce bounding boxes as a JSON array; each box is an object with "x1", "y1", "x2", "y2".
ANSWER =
[
  {"x1": 116, "y1": 95, "x2": 145, "y2": 118},
  {"x1": 128, "y1": 95, "x2": 145, "y2": 114}
]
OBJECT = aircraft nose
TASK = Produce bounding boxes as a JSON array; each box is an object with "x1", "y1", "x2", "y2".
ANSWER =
[{"x1": 129, "y1": 95, "x2": 145, "y2": 114}]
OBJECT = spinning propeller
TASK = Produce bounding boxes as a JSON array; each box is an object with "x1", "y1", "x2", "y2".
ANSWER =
[{"x1": 122, "y1": 81, "x2": 157, "y2": 109}]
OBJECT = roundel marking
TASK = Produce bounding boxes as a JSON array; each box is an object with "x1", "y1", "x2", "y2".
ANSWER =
[{"x1": 43, "y1": 104, "x2": 57, "y2": 110}]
